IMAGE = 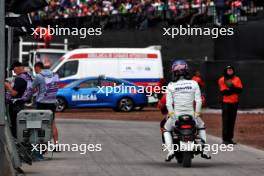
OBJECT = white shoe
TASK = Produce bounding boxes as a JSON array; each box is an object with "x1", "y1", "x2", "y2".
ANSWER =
[
  {"x1": 215, "y1": 21, "x2": 222, "y2": 26},
  {"x1": 201, "y1": 151, "x2": 211, "y2": 159},
  {"x1": 165, "y1": 154, "x2": 174, "y2": 162}
]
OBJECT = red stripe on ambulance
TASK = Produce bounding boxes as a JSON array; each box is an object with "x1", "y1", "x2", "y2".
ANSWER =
[
  {"x1": 68, "y1": 53, "x2": 158, "y2": 59},
  {"x1": 69, "y1": 54, "x2": 88, "y2": 59}
]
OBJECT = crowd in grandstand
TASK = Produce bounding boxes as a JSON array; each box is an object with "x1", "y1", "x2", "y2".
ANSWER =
[{"x1": 32, "y1": 0, "x2": 263, "y2": 27}]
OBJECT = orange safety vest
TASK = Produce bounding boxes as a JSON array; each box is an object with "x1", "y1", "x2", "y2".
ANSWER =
[
  {"x1": 218, "y1": 76, "x2": 242, "y2": 103},
  {"x1": 192, "y1": 75, "x2": 205, "y2": 87}
]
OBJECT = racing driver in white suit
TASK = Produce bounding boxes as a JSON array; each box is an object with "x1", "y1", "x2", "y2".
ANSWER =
[{"x1": 164, "y1": 60, "x2": 211, "y2": 161}]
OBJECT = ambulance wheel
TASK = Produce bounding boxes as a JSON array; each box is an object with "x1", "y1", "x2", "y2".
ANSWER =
[
  {"x1": 117, "y1": 97, "x2": 134, "y2": 112},
  {"x1": 56, "y1": 97, "x2": 67, "y2": 112}
]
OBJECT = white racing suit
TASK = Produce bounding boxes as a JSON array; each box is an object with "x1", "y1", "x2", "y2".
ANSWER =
[{"x1": 164, "y1": 78, "x2": 207, "y2": 157}]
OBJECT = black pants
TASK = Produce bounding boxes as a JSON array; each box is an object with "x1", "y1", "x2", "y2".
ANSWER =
[
  {"x1": 36, "y1": 102, "x2": 56, "y2": 119},
  {"x1": 8, "y1": 101, "x2": 24, "y2": 138},
  {"x1": 222, "y1": 102, "x2": 238, "y2": 142}
]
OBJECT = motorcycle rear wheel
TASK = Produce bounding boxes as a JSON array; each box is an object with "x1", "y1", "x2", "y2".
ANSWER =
[
  {"x1": 182, "y1": 151, "x2": 192, "y2": 167},
  {"x1": 175, "y1": 152, "x2": 183, "y2": 164}
]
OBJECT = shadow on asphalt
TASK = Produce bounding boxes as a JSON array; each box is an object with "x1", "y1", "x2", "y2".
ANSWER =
[
  {"x1": 104, "y1": 160, "x2": 233, "y2": 168},
  {"x1": 58, "y1": 107, "x2": 157, "y2": 113}
]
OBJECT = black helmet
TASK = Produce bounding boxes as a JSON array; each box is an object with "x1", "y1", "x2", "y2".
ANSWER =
[{"x1": 171, "y1": 60, "x2": 189, "y2": 76}]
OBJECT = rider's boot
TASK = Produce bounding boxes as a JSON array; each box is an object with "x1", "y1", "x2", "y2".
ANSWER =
[
  {"x1": 163, "y1": 131, "x2": 174, "y2": 162},
  {"x1": 199, "y1": 129, "x2": 211, "y2": 159}
]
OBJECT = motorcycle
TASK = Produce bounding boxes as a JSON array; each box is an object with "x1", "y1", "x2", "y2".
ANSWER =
[{"x1": 173, "y1": 114, "x2": 203, "y2": 167}]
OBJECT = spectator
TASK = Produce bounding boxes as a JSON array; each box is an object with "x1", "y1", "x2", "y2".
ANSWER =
[
  {"x1": 218, "y1": 65, "x2": 243, "y2": 145},
  {"x1": 189, "y1": 0, "x2": 210, "y2": 25},
  {"x1": 30, "y1": 0, "x2": 262, "y2": 27},
  {"x1": 215, "y1": 0, "x2": 227, "y2": 25},
  {"x1": 231, "y1": 0, "x2": 243, "y2": 23},
  {"x1": 173, "y1": 0, "x2": 192, "y2": 25}
]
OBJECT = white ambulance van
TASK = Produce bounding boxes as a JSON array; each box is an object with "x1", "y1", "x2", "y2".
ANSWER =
[{"x1": 51, "y1": 46, "x2": 164, "y2": 102}]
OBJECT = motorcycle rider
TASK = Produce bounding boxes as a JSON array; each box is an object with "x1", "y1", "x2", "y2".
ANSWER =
[{"x1": 163, "y1": 60, "x2": 211, "y2": 161}]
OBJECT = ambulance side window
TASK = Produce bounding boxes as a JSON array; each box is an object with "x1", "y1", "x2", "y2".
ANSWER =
[{"x1": 57, "y1": 61, "x2": 79, "y2": 78}]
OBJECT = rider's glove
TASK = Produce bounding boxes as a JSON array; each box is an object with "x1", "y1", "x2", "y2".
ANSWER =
[
  {"x1": 168, "y1": 112, "x2": 175, "y2": 118},
  {"x1": 194, "y1": 112, "x2": 201, "y2": 119}
]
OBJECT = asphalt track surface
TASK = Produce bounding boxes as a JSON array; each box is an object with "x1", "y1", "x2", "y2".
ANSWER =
[{"x1": 23, "y1": 119, "x2": 264, "y2": 176}]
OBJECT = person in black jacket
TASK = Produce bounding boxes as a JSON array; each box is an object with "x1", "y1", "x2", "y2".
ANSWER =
[{"x1": 215, "y1": 0, "x2": 227, "y2": 25}]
